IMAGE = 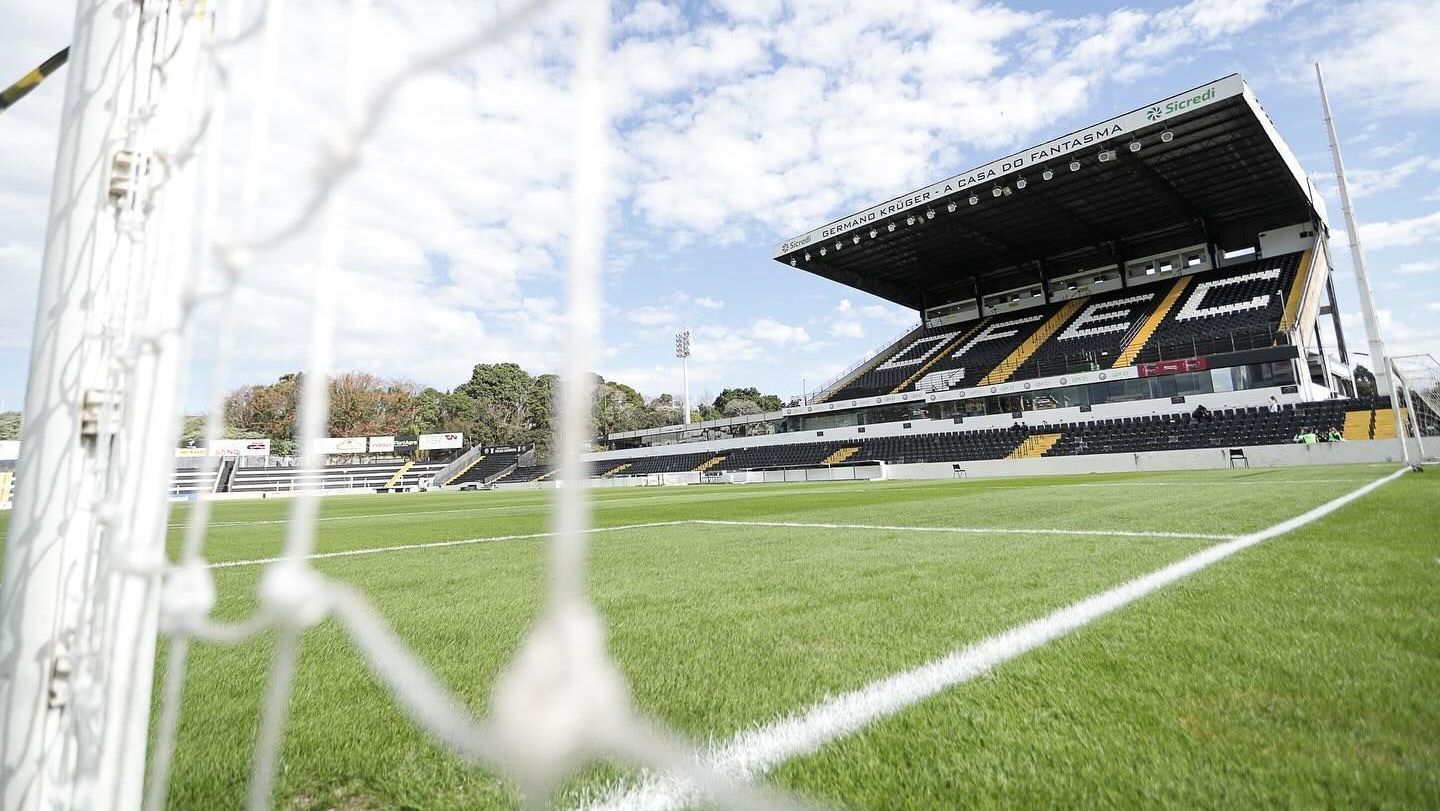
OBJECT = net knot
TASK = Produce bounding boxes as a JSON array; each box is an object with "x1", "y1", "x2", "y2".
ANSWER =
[
  {"x1": 159, "y1": 561, "x2": 217, "y2": 634},
  {"x1": 259, "y1": 561, "x2": 333, "y2": 629},
  {"x1": 489, "y1": 599, "x2": 630, "y2": 796}
]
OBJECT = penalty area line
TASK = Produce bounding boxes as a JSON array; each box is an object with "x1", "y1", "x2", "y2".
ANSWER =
[
  {"x1": 205, "y1": 521, "x2": 693, "y2": 569},
  {"x1": 582, "y1": 466, "x2": 1410, "y2": 811},
  {"x1": 205, "y1": 519, "x2": 1237, "y2": 568},
  {"x1": 690, "y1": 518, "x2": 1235, "y2": 542}
]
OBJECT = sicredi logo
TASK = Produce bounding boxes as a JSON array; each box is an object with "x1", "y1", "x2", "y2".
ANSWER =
[{"x1": 1155, "y1": 86, "x2": 1217, "y2": 119}]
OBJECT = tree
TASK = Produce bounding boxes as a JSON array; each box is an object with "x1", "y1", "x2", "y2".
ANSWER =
[
  {"x1": 712, "y1": 387, "x2": 783, "y2": 414},
  {"x1": 1354, "y1": 365, "x2": 1377, "y2": 398},
  {"x1": 722, "y1": 398, "x2": 761, "y2": 417},
  {"x1": 0, "y1": 412, "x2": 19, "y2": 441}
]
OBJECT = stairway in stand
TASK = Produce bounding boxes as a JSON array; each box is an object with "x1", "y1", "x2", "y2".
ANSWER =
[{"x1": 1007, "y1": 433, "x2": 1063, "y2": 460}]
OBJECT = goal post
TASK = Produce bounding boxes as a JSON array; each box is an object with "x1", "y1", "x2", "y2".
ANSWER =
[{"x1": 0, "y1": 2, "x2": 207, "y2": 809}]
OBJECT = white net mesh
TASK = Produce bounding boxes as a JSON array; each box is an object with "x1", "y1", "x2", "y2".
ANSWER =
[{"x1": 3, "y1": 1, "x2": 816, "y2": 809}]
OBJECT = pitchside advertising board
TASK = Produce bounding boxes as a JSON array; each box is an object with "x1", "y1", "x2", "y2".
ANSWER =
[
  {"x1": 419, "y1": 432, "x2": 463, "y2": 450},
  {"x1": 172, "y1": 439, "x2": 271, "y2": 458},
  {"x1": 773, "y1": 74, "x2": 1246, "y2": 257}
]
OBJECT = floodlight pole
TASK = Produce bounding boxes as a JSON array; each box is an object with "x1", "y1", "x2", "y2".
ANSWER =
[
  {"x1": 1315, "y1": 63, "x2": 1393, "y2": 399},
  {"x1": 675, "y1": 329, "x2": 692, "y2": 425}
]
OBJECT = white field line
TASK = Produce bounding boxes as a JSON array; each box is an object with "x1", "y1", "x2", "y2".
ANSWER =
[
  {"x1": 691, "y1": 519, "x2": 1236, "y2": 542},
  {"x1": 205, "y1": 521, "x2": 692, "y2": 569},
  {"x1": 174, "y1": 475, "x2": 1365, "y2": 532},
  {"x1": 204, "y1": 518, "x2": 1232, "y2": 569},
  {"x1": 583, "y1": 467, "x2": 1410, "y2": 811}
]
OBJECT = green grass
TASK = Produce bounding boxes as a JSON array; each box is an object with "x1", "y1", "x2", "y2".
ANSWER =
[{"x1": 2, "y1": 463, "x2": 1437, "y2": 809}]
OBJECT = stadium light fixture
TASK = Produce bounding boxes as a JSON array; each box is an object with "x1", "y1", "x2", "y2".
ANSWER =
[
  {"x1": 1128, "y1": 139, "x2": 1142, "y2": 153},
  {"x1": 835, "y1": 240, "x2": 843, "y2": 250},
  {"x1": 887, "y1": 221, "x2": 896, "y2": 232},
  {"x1": 869, "y1": 228, "x2": 877, "y2": 239},
  {"x1": 1098, "y1": 149, "x2": 1115, "y2": 163},
  {"x1": 968, "y1": 194, "x2": 979, "y2": 205},
  {"x1": 991, "y1": 186, "x2": 1003, "y2": 198},
  {"x1": 1041, "y1": 167, "x2": 1054, "y2": 181},
  {"x1": 925, "y1": 208, "x2": 935, "y2": 219},
  {"x1": 1094, "y1": 274, "x2": 1104, "y2": 283},
  {"x1": 946, "y1": 201, "x2": 957, "y2": 213},
  {"x1": 1015, "y1": 177, "x2": 1027, "y2": 189},
  {"x1": 1002, "y1": 186, "x2": 1013, "y2": 196},
  {"x1": 1160, "y1": 129, "x2": 1174, "y2": 143},
  {"x1": 819, "y1": 247, "x2": 826, "y2": 256},
  {"x1": 804, "y1": 251, "x2": 811, "y2": 261},
  {"x1": 1032, "y1": 289, "x2": 1042, "y2": 297},
  {"x1": 852, "y1": 234, "x2": 861, "y2": 244},
  {"x1": 1069, "y1": 159, "x2": 1081, "y2": 172},
  {"x1": 790, "y1": 258, "x2": 797, "y2": 266},
  {"x1": 906, "y1": 214, "x2": 915, "y2": 226}
]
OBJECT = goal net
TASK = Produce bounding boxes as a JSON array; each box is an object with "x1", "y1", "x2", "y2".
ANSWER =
[{"x1": 0, "y1": 2, "x2": 806, "y2": 810}]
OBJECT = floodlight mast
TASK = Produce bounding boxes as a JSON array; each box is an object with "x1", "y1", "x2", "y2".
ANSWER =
[
  {"x1": 675, "y1": 329, "x2": 692, "y2": 425},
  {"x1": 1315, "y1": 62, "x2": 1393, "y2": 398}
]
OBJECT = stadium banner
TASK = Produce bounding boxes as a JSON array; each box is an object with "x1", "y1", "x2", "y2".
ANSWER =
[
  {"x1": 392, "y1": 434, "x2": 419, "y2": 454},
  {"x1": 174, "y1": 447, "x2": 208, "y2": 458},
  {"x1": 773, "y1": 74, "x2": 1246, "y2": 257},
  {"x1": 0, "y1": 440, "x2": 20, "y2": 461},
  {"x1": 483, "y1": 445, "x2": 522, "y2": 454},
  {"x1": 314, "y1": 436, "x2": 368, "y2": 455},
  {"x1": 368, "y1": 435, "x2": 395, "y2": 453},
  {"x1": 927, "y1": 365, "x2": 1141, "y2": 404},
  {"x1": 1136, "y1": 357, "x2": 1209, "y2": 378},
  {"x1": 418, "y1": 432, "x2": 463, "y2": 450},
  {"x1": 209, "y1": 439, "x2": 271, "y2": 457}
]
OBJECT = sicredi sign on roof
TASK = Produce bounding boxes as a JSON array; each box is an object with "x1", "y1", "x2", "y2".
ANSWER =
[{"x1": 772, "y1": 74, "x2": 1246, "y2": 258}]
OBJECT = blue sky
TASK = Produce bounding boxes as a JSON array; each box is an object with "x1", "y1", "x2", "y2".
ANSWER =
[{"x1": 2, "y1": 0, "x2": 1437, "y2": 414}]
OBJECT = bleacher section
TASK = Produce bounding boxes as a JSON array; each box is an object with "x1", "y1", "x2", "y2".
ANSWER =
[
  {"x1": 527, "y1": 397, "x2": 1386, "y2": 484},
  {"x1": 494, "y1": 465, "x2": 554, "y2": 484},
  {"x1": 818, "y1": 251, "x2": 1307, "y2": 400},
  {"x1": 228, "y1": 460, "x2": 448, "y2": 493},
  {"x1": 170, "y1": 464, "x2": 221, "y2": 497},
  {"x1": 445, "y1": 452, "x2": 521, "y2": 488}
]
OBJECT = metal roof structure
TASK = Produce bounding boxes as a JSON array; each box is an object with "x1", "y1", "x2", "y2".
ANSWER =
[{"x1": 772, "y1": 75, "x2": 1328, "y2": 311}]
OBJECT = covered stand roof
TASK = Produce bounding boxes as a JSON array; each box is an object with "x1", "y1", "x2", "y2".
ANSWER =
[{"x1": 772, "y1": 75, "x2": 1328, "y2": 311}]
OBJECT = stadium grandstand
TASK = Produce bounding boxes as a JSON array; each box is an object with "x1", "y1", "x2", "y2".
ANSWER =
[{"x1": 539, "y1": 73, "x2": 1435, "y2": 484}]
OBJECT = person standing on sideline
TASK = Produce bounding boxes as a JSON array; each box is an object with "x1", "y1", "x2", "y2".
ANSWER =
[{"x1": 1268, "y1": 396, "x2": 1281, "y2": 414}]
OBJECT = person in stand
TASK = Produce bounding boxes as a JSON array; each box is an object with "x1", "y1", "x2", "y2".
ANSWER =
[
  {"x1": 1010, "y1": 420, "x2": 1026, "y2": 434},
  {"x1": 1192, "y1": 404, "x2": 1212, "y2": 423},
  {"x1": 1293, "y1": 427, "x2": 1318, "y2": 444},
  {"x1": 1327, "y1": 425, "x2": 1345, "y2": 442},
  {"x1": 1268, "y1": 396, "x2": 1281, "y2": 414}
]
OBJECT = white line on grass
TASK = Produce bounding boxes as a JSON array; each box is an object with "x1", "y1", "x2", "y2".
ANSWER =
[
  {"x1": 690, "y1": 519, "x2": 1235, "y2": 541},
  {"x1": 205, "y1": 521, "x2": 693, "y2": 569},
  {"x1": 205, "y1": 519, "x2": 1232, "y2": 569},
  {"x1": 583, "y1": 467, "x2": 1410, "y2": 811}
]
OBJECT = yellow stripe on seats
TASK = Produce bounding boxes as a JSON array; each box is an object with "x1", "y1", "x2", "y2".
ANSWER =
[
  {"x1": 890, "y1": 317, "x2": 991, "y2": 395},
  {"x1": 978, "y1": 299, "x2": 1084, "y2": 385},
  {"x1": 1278, "y1": 248, "x2": 1313, "y2": 331},
  {"x1": 1113, "y1": 275, "x2": 1193, "y2": 368}
]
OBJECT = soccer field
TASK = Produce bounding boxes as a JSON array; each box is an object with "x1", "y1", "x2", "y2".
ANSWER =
[{"x1": 4, "y1": 463, "x2": 1437, "y2": 809}]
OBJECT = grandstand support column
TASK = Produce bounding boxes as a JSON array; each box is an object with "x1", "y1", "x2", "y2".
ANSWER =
[
  {"x1": 1324, "y1": 272, "x2": 1350, "y2": 364},
  {"x1": 1316, "y1": 62, "x2": 1393, "y2": 397}
]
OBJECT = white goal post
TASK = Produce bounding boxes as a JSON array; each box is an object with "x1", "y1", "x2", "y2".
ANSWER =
[{"x1": 0, "y1": 3, "x2": 812, "y2": 811}]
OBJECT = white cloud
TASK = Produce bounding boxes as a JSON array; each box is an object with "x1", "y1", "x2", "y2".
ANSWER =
[
  {"x1": 1397, "y1": 260, "x2": 1440, "y2": 275},
  {"x1": 1425, "y1": 302, "x2": 1440, "y2": 313},
  {"x1": 836, "y1": 298, "x2": 853, "y2": 312},
  {"x1": 620, "y1": 1, "x2": 682, "y2": 33},
  {"x1": 693, "y1": 296, "x2": 724, "y2": 309},
  {"x1": 751, "y1": 318, "x2": 810, "y2": 345},
  {"x1": 1358, "y1": 211, "x2": 1440, "y2": 249},
  {"x1": 626, "y1": 305, "x2": 679, "y2": 326},
  {"x1": 829, "y1": 321, "x2": 864, "y2": 339},
  {"x1": 1307, "y1": 0, "x2": 1440, "y2": 113}
]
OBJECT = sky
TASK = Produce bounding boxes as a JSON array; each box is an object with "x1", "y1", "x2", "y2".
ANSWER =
[{"x1": 1, "y1": 0, "x2": 1438, "y2": 414}]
